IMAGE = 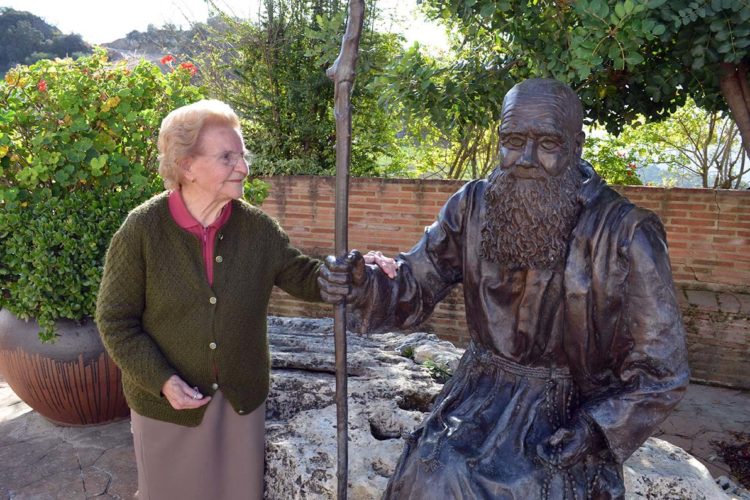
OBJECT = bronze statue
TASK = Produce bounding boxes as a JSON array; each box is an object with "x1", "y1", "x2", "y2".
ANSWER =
[{"x1": 319, "y1": 78, "x2": 689, "y2": 499}]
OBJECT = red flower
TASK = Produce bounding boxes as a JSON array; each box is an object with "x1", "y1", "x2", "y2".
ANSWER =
[
  {"x1": 626, "y1": 171, "x2": 634, "y2": 176},
  {"x1": 160, "y1": 54, "x2": 176, "y2": 65},
  {"x1": 37, "y1": 79, "x2": 47, "y2": 92},
  {"x1": 179, "y1": 62, "x2": 198, "y2": 76}
]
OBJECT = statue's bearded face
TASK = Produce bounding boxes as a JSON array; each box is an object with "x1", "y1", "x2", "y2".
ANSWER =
[{"x1": 480, "y1": 89, "x2": 585, "y2": 271}]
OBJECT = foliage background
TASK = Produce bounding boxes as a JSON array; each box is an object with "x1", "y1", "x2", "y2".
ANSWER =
[
  {"x1": 191, "y1": 0, "x2": 411, "y2": 178},
  {"x1": 0, "y1": 49, "x2": 202, "y2": 339},
  {"x1": 2, "y1": 1, "x2": 749, "y2": 338}
]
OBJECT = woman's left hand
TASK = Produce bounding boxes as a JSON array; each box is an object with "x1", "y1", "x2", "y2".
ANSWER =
[
  {"x1": 363, "y1": 250, "x2": 398, "y2": 279},
  {"x1": 161, "y1": 374, "x2": 212, "y2": 410}
]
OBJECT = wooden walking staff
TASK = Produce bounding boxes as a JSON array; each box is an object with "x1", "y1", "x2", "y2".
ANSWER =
[{"x1": 326, "y1": 0, "x2": 365, "y2": 498}]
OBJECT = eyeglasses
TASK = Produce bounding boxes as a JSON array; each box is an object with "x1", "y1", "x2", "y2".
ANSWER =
[{"x1": 198, "y1": 151, "x2": 252, "y2": 167}]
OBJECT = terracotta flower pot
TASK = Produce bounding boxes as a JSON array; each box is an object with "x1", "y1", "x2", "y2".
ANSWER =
[{"x1": 0, "y1": 308, "x2": 129, "y2": 426}]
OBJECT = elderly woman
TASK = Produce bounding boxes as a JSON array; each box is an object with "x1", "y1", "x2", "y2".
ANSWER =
[{"x1": 96, "y1": 99, "x2": 364, "y2": 499}]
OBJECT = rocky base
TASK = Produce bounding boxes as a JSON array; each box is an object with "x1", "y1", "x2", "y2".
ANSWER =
[{"x1": 264, "y1": 317, "x2": 739, "y2": 499}]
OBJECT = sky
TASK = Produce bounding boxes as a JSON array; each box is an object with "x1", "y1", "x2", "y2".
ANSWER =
[{"x1": 2, "y1": 0, "x2": 447, "y2": 48}]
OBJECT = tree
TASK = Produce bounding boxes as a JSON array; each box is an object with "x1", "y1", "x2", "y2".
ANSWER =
[
  {"x1": 600, "y1": 99, "x2": 749, "y2": 188},
  {"x1": 584, "y1": 133, "x2": 643, "y2": 186},
  {"x1": 190, "y1": 0, "x2": 410, "y2": 177},
  {"x1": 374, "y1": 43, "x2": 513, "y2": 179},
  {"x1": 418, "y1": 0, "x2": 750, "y2": 164},
  {"x1": 0, "y1": 8, "x2": 90, "y2": 75}
]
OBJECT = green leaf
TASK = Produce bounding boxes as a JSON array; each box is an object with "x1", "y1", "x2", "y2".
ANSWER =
[
  {"x1": 608, "y1": 43, "x2": 621, "y2": 60},
  {"x1": 53, "y1": 170, "x2": 70, "y2": 185},
  {"x1": 89, "y1": 154, "x2": 108, "y2": 175},
  {"x1": 626, "y1": 53, "x2": 645, "y2": 65},
  {"x1": 653, "y1": 24, "x2": 666, "y2": 36},
  {"x1": 709, "y1": 19, "x2": 727, "y2": 32},
  {"x1": 479, "y1": 2, "x2": 495, "y2": 18},
  {"x1": 591, "y1": 0, "x2": 605, "y2": 17},
  {"x1": 624, "y1": 0, "x2": 635, "y2": 14},
  {"x1": 615, "y1": 2, "x2": 626, "y2": 19}
]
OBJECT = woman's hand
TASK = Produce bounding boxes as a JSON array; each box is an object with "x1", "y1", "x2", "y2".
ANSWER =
[
  {"x1": 161, "y1": 374, "x2": 212, "y2": 410},
  {"x1": 363, "y1": 250, "x2": 398, "y2": 279}
]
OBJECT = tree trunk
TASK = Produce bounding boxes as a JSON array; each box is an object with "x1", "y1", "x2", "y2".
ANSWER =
[{"x1": 720, "y1": 63, "x2": 750, "y2": 159}]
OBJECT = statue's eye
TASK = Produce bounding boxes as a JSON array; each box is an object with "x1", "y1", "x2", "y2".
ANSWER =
[
  {"x1": 539, "y1": 139, "x2": 560, "y2": 151},
  {"x1": 504, "y1": 136, "x2": 525, "y2": 148}
]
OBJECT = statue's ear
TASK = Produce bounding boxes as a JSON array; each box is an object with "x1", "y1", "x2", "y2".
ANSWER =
[{"x1": 574, "y1": 131, "x2": 585, "y2": 157}]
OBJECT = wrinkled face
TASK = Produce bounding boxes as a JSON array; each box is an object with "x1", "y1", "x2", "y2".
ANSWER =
[
  {"x1": 183, "y1": 125, "x2": 249, "y2": 202},
  {"x1": 498, "y1": 91, "x2": 584, "y2": 179}
]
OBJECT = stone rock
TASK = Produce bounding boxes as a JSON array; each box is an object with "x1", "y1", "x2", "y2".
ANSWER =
[
  {"x1": 391, "y1": 331, "x2": 464, "y2": 374},
  {"x1": 265, "y1": 317, "x2": 439, "y2": 500},
  {"x1": 716, "y1": 476, "x2": 750, "y2": 500},
  {"x1": 624, "y1": 438, "x2": 731, "y2": 499},
  {"x1": 264, "y1": 317, "x2": 733, "y2": 499}
]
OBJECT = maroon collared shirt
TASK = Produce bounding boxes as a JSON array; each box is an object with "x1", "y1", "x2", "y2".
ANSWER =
[{"x1": 167, "y1": 190, "x2": 232, "y2": 286}]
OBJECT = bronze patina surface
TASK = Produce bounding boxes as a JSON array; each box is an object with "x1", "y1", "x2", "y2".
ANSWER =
[{"x1": 321, "y1": 78, "x2": 689, "y2": 499}]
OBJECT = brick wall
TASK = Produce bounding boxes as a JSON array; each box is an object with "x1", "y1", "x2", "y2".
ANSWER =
[{"x1": 261, "y1": 176, "x2": 750, "y2": 389}]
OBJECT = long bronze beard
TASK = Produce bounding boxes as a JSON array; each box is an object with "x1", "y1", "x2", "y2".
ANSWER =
[{"x1": 480, "y1": 165, "x2": 583, "y2": 270}]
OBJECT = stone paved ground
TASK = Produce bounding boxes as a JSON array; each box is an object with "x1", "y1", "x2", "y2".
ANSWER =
[
  {"x1": 654, "y1": 383, "x2": 750, "y2": 481},
  {"x1": 1, "y1": 375, "x2": 748, "y2": 499},
  {"x1": 0, "y1": 376, "x2": 136, "y2": 499}
]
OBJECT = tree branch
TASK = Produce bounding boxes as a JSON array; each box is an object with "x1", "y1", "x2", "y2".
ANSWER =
[{"x1": 720, "y1": 63, "x2": 750, "y2": 159}]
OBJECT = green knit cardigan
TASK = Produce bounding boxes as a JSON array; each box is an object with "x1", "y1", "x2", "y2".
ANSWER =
[{"x1": 95, "y1": 192, "x2": 322, "y2": 426}]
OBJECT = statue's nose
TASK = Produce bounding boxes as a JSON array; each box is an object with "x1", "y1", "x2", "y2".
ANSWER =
[{"x1": 518, "y1": 140, "x2": 540, "y2": 169}]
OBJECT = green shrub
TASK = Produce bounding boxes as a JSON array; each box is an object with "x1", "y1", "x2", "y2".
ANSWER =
[
  {"x1": 584, "y1": 135, "x2": 643, "y2": 186},
  {"x1": 0, "y1": 49, "x2": 203, "y2": 341}
]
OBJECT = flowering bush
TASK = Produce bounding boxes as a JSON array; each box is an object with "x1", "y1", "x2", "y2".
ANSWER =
[
  {"x1": 0, "y1": 49, "x2": 203, "y2": 340},
  {"x1": 160, "y1": 53, "x2": 198, "y2": 77},
  {"x1": 583, "y1": 135, "x2": 643, "y2": 186}
]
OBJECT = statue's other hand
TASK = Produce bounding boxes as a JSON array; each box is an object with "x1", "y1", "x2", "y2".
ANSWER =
[
  {"x1": 537, "y1": 418, "x2": 601, "y2": 468},
  {"x1": 318, "y1": 250, "x2": 367, "y2": 304}
]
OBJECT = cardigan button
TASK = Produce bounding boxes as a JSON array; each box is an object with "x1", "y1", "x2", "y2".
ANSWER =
[
  {"x1": 209, "y1": 296, "x2": 217, "y2": 305},
  {"x1": 209, "y1": 342, "x2": 217, "y2": 350},
  {"x1": 211, "y1": 383, "x2": 219, "y2": 390},
  {"x1": 215, "y1": 255, "x2": 223, "y2": 263}
]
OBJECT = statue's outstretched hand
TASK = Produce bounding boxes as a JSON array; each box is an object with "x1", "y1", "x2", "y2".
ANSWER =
[
  {"x1": 319, "y1": 250, "x2": 366, "y2": 304},
  {"x1": 537, "y1": 417, "x2": 604, "y2": 468},
  {"x1": 318, "y1": 250, "x2": 398, "y2": 304}
]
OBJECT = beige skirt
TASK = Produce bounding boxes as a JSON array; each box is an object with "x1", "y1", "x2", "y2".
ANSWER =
[{"x1": 131, "y1": 391, "x2": 265, "y2": 500}]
